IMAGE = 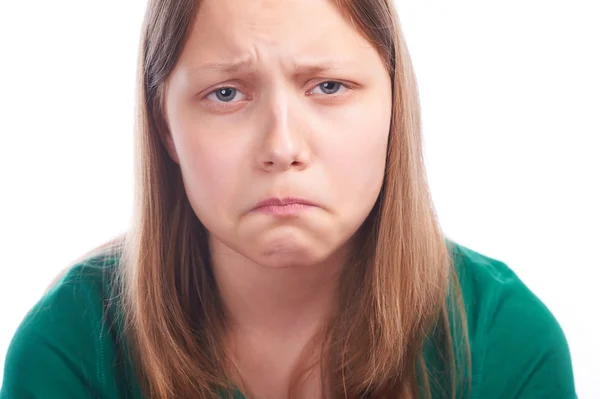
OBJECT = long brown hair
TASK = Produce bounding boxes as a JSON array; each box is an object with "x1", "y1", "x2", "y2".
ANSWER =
[{"x1": 77, "y1": 0, "x2": 471, "y2": 397}]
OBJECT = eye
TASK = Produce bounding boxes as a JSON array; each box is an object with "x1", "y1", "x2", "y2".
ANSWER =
[
  {"x1": 206, "y1": 87, "x2": 246, "y2": 103},
  {"x1": 308, "y1": 81, "x2": 349, "y2": 96}
]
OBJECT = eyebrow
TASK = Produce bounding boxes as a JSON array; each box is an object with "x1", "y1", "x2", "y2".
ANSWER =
[
  {"x1": 186, "y1": 58, "x2": 352, "y2": 78},
  {"x1": 190, "y1": 59, "x2": 256, "y2": 74}
]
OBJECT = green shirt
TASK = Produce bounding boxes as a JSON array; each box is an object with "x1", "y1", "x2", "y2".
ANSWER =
[{"x1": 0, "y1": 243, "x2": 577, "y2": 398}]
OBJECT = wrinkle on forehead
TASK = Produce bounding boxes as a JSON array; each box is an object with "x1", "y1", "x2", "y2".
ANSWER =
[{"x1": 181, "y1": 0, "x2": 376, "y2": 73}]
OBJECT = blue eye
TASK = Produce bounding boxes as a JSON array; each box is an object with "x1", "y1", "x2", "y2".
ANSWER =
[
  {"x1": 207, "y1": 87, "x2": 241, "y2": 103},
  {"x1": 310, "y1": 81, "x2": 348, "y2": 96},
  {"x1": 319, "y1": 82, "x2": 341, "y2": 94},
  {"x1": 205, "y1": 81, "x2": 348, "y2": 106}
]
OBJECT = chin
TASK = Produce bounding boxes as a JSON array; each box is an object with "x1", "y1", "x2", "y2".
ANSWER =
[{"x1": 248, "y1": 230, "x2": 334, "y2": 269}]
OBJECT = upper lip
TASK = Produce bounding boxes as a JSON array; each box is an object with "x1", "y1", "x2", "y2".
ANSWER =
[{"x1": 252, "y1": 196, "x2": 317, "y2": 210}]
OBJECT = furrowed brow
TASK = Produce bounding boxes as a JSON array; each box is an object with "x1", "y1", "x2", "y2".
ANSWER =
[
  {"x1": 188, "y1": 58, "x2": 256, "y2": 75},
  {"x1": 186, "y1": 57, "x2": 354, "y2": 79}
]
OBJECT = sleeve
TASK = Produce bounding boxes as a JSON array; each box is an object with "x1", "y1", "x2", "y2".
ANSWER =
[
  {"x1": 0, "y1": 273, "x2": 107, "y2": 399},
  {"x1": 474, "y1": 273, "x2": 577, "y2": 399}
]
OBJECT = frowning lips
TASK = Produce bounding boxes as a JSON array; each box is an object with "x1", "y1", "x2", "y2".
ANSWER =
[{"x1": 250, "y1": 197, "x2": 318, "y2": 216}]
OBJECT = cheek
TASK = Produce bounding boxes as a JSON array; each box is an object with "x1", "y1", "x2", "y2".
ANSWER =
[
  {"x1": 175, "y1": 133, "x2": 245, "y2": 227},
  {"x1": 165, "y1": 92, "x2": 252, "y2": 231},
  {"x1": 325, "y1": 100, "x2": 391, "y2": 200}
]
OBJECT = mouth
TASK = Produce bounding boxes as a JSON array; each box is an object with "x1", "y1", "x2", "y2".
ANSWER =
[{"x1": 250, "y1": 197, "x2": 318, "y2": 216}]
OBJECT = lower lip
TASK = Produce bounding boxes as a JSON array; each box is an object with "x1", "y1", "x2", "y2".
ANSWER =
[{"x1": 252, "y1": 203, "x2": 315, "y2": 216}]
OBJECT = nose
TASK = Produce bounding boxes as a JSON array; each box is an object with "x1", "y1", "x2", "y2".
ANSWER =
[{"x1": 256, "y1": 96, "x2": 310, "y2": 172}]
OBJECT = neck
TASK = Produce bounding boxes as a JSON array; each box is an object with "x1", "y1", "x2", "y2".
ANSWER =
[{"x1": 209, "y1": 237, "x2": 346, "y2": 336}]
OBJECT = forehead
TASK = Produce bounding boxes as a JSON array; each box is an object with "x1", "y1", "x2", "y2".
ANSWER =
[{"x1": 178, "y1": 0, "x2": 378, "y2": 71}]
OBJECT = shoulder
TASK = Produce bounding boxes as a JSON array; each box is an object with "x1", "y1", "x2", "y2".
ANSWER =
[
  {"x1": 22, "y1": 253, "x2": 119, "y2": 333},
  {"x1": 0, "y1": 253, "x2": 129, "y2": 398},
  {"x1": 448, "y1": 241, "x2": 577, "y2": 398}
]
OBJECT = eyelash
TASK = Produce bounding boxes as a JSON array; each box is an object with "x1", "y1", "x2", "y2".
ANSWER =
[{"x1": 203, "y1": 80, "x2": 351, "y2": 107}]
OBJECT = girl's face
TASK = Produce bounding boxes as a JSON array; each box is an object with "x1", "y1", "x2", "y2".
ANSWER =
[{"x1": 164, "y1": 0, "x2": 392, "y2": 268}]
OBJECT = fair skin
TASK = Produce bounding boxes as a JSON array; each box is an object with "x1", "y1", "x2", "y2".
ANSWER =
[{"x1": 163, "y1": 0, "x2": 392, "y2": 397}]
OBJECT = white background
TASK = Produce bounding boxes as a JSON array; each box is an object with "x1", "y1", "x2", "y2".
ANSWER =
[{"x1": 0, "y1": 0, "x2": 598, "y2": 397}]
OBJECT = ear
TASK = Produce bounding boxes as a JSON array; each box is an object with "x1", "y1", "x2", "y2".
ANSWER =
[
  {"x1": 159, "y1": 81, "x2": 180, "y2": 165},
  {"x1": 161, "y1": 130, "x2": 180, "y2": 165}
]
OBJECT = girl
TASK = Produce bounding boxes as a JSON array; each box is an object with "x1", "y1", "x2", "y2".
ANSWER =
[{"x1": 1, "y1": 0, "x2": 576, "y2": 398}]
